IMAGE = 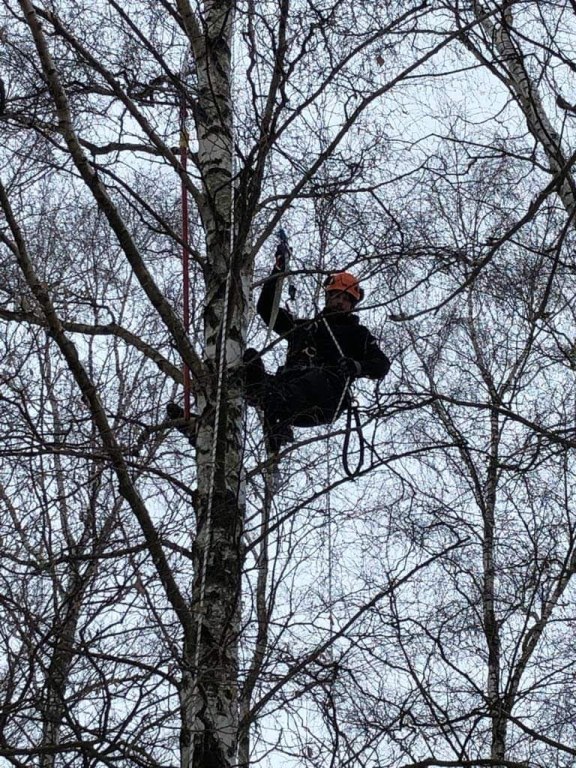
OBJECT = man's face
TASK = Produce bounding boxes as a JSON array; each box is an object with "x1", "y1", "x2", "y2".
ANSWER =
[{"x1": 324, "y1": 290, "x2": 355, "y2": 313}]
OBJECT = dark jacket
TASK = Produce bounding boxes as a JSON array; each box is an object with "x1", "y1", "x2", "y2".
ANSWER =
[{"x1": 257, "y1": 269, "x2": 390, "y2": 379}]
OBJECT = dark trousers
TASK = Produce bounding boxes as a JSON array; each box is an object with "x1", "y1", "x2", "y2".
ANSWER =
[
  {"x1": 244, "y1": 353, "x2": 348, "y2": 428},
  {"x1": 266, "y1": 366, "x2": 348, "y2": 427}
]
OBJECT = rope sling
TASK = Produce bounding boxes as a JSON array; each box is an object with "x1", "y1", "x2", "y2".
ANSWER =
[{"x1": 320, "y1": 315, "x2": 366, "y2": 479}]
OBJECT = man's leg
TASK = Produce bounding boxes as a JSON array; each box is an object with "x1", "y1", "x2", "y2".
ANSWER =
[
  {"x1": 264, "y1": 367, "x2": 347, "y2": 430},
  {"x1": 241, "y1": 349, "x2": 293, "y2": 453},
  {"x1": 243, "y1": 359, "x2": 347, "y2": 453},
  {"x1": 165, "y1": 402, "x2": 197, "y2": 446},
  {"x1": 243, "y1": 348, "x2": 272, "y2": 406}
]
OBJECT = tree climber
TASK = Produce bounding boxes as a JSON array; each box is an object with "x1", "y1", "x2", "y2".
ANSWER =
[{"x1": 244, "y1": 244, "x2": 391, "y2": 454}]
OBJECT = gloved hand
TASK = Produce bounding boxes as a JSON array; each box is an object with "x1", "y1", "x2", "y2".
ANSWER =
[
  {"x1": 338, "y1": 357, "x2": 362, "y2": 377},
  {"x1": 274, "y1": 242, "x2": 289, "y2": 272}
]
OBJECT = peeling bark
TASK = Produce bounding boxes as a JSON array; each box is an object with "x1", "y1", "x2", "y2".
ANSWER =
[
  {"x1": 179, "y1": 3, "x2": 247, "y2": 767},
  {"x1": 483, "y1": 407, "x2": 505, "y2": 762}
]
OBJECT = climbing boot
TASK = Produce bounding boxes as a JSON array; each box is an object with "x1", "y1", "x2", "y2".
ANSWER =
[
  {"x1": 166, "y1": 402, "x2": 197, "y2": 447},
  {"x1": 264, "y1": 416, "x2": 294, "y2": 455}
]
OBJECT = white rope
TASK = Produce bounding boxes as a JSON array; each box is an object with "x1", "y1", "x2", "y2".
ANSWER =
[
  {"x1": 191, "y1": 5, "x2": 238, "y2": 698},
  {"x1": 321, "y1": 315, "x2": 351, "y2": 423},
  {"x1": 326, "y1": 444, "x2": 334, "y2": 651},
  {"x1": 193, "y1": 271, "x2": 233, "y2": 668}
]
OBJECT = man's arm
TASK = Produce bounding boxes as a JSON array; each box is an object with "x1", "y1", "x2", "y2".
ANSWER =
[
  {"x1": 357, "y1": 328, "x2": 391, "y2": 379},
  {"x1": 256, "y1": 267, "x2": 295, "y2": 335}
]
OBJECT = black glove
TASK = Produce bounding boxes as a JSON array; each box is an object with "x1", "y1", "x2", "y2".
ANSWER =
[
  {"x1": 338, "y1": 357, "x2": 362, "y2": 377},
  {"x1": 274, "y1": 242, "x2": 289, "y2": 272}
]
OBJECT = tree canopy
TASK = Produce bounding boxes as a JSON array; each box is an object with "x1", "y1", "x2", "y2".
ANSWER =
[{"x1": 1, "y1": 2, "x2": 576, "y2": 767}]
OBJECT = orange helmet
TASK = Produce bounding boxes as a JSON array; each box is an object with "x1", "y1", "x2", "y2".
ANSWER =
[{"x1": 323, "y1": 271, "x2": 364, "y2": 303}]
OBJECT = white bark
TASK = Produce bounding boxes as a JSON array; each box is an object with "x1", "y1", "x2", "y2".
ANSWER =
[
  {"x1": 483, "y1": 408, "x2": 504, "y2": 762},
  {"x1": 473, "y1": 3, "x2": 576, "y2": 217},
  {"x1": 469, "y1": 8, "x2": 576, "y2": 756},
  {"x1": 179, "y1": 3, "x2": 247, "y2": 767}
]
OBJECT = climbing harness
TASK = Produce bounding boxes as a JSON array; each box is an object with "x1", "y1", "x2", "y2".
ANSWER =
[{"x1": 259, "y1": 226, "x2": 367, "y2": 478}]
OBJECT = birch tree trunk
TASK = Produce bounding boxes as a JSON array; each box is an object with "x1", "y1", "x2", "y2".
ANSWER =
[
  {"x1": 482, "y1": 406, "x2": 505, "y2": 763},
  {"x1": 177, "y1": 3, "x2": 247, "y2": 767},
  {"x1": 466, "y1": 8, "x2": 576, "y2": 757},
  {"x1": 472, "y1": 2, "x2": 576, "y2": 217},
  {"x1": 13, "y1": 1, "x2": 576, "y2": 764},
  {"x1": 16, "y1": 0, "x2": 246, "y2": 764}
]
